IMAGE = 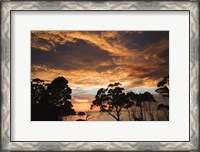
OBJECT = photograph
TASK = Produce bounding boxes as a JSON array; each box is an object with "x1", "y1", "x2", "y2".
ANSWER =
[
  {"x1": 1, "y1": 0, "x2": 198, "y2": 150},
  {"x1": 31, "y1": 31, "x2": 169, "y2": 121}
]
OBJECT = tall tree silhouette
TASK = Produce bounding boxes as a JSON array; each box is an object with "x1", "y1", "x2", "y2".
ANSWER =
[
  {"x1": 156, "y1": 75, "x2": 169, "y2": 120},
  {"x1": 142, "y1": 92, "x2": 156, "y2": 121},
  {"x1": 31, "y1": 78, "x2": 46, "y2": 120},
  {"x1": 157, "y1": 104, "x2": 169, "y2": 120},
  {"x1": 47, "y1": 77, "x2": 72, "y2": 106},
  {"x1": 31, "y1": 78, "x2": 45, "y2": 104},
  {"x1": 124, "y1": 92, "x2": 136, "y2": 121},
  {"x1": 90, "y1": 83, "x2": 132, "y2": 121},
  {"x1": 31, "y1": 77, "x2": 75, "y2": 121},
  {"x1": 156, "y1": 75, "x2": 169, "y2": 98},
  {"x1": 45, "y1": 77, "x2": 75, "y2": 117},
  {"x1": 135, "y1": 92, "x2": 156, "y2": 121}
]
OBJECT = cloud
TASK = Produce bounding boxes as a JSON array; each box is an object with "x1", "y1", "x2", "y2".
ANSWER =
[
  {"x1": 31, "y1": 31, "x2": 77, "y2": 52},
  {"x1": 31, "y1": 31, "x2": 169, "y2": 111},
  {"x1": 31, "y1": 31, "x2": 135, "y2": 56},
  {"x1": 32, "y1": 38, "x2": 117, "y2": 71}
]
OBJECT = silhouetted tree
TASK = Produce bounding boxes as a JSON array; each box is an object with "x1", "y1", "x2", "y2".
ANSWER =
[
  {"x1": 46, "y1": 77, "x2": 75, "y2": 118},
  {"x1": 46, "y1": 77, "x2": 74, "y2": 116},
  {"x1": 90, "y1": 83, "x2": 132, "y2": 121},
  {"x1": 142, "y1": 92, "x2": 156, "y2": 121},
  {"x1": 156, "y1": 75, "x2": 169, "y2": 98},
  {"x1": 31, "y1": 78, "x2": 45, "y2": 104},
  {"x1": 31, "y1": 77, "x2": 75, "y2": 121},
  {"x1": 135, "y1": 92, "x2": 156, "y2": 121},
  {"x1": 124, "y1": 92, "x2": 136, "y2": 121},
  {"x1": 31, "y1": 78, "x2": 46, "y2": 120},
  {"x1": 156, "y1": 75, "x2": 169, "y2": 120},
  {"x1": 157, "y1": 104, "x2": 169, "y2": 120}
]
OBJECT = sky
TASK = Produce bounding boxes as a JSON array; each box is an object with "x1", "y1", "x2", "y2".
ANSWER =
[{"x1": 31, "y1": 31, "x2": 169, "y2": 112}]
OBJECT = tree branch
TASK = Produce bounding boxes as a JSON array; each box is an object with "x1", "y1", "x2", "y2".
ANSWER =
[{"x1": 107, "y1": 110, "x2": 118, "y2": 120}]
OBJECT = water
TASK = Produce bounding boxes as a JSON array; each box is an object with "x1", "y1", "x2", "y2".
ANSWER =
[
  {"x1": 61, "y1": 110, "x2": 163, "y2": 121},
  {"x1": 62, "y1": 111, "x2": 130, "y2": 121}
]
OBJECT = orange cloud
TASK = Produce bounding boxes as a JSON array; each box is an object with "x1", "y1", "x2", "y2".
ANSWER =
[
  {"x1": 31, "y1": 31, "x2": 169, "y2": 111},
  {"x1": 32, "y1": 65, "x2": 160, "y2": 90},
  {"x1": 31, "y1": 31, "x2": 137, "y2": 56}
]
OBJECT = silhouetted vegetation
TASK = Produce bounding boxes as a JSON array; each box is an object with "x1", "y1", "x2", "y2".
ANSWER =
[
  {"x1": 78, "y1": 112, "x2": 86, "y2": 116},
  {"x1": 90, "y1": 83, "x2": 157, "y2": 121},
  {"x1": 156, "y1": 75, "x2": 169, "y2": 98},
  {"x1": 125, "y1": 92, "x2": 156, "y2": 121},
  {"x1": 90, "y1": 83, "x2": 134, "y2": 121},
  {"x1": 31, "y1": 77, "x2": 169, "y2": 121},
  {"x1": 156, "y1": 75, "x2": 169, "y2": 120},
  {"x1": 76, "y1": 119, "x2": 85, "y2": 121},
  {"x1": 31, "y1": 77, "x2": 76, "y2": 121},
  {"x1": 76, "y1": 110, "x2": 93, "y2": 121},
  {"x1": 136, "y1": 92, "x2": 156, "y2": 121}
]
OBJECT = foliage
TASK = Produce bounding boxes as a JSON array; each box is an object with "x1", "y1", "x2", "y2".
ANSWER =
[
  {"x1": 31, "y1": 77, "x2": 75, "y2": 121},
  {"x1": 91, "y1": 82, "x2": 157, "y2": 121},
  {"x1": 90, "y1": 83, "x2": 132, "y2": 121},
  {"x1": 134, "y1": 92, "x2": 156, "y2": 121},
  {"x1": 156, "y1": 75, "x2": 169, "y2": 120},
  {"x1": 155, "y1": 75, "x2": 169, "y2": 98},
  {"x1": 31, "y1": 78, "x2": 45, "y2": 104}
]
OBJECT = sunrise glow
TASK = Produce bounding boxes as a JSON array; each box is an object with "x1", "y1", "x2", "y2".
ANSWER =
[{"x1": 31, "y1": 31, "x2": 169, "y2": 112}]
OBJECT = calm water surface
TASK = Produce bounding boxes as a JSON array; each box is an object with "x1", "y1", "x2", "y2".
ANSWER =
[{"x1": 61, "y1": 111, "x2": 160, "y2": 121}]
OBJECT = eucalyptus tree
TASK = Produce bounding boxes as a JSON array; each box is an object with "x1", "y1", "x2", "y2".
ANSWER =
[
  {"x1": 91, "y1": 83, "x2": 132, "y2": 121},
  {"x1": 31, "y1": 77, "x2": 75, "y2": 121},
  {"x1": 156, "y1": 75, "x2": 169, "y2": 120}
]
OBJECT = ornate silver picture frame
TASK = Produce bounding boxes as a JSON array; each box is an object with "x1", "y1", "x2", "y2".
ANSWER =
[{"x1": 1, "y1": 1, "x2": 199, "y2": 151}]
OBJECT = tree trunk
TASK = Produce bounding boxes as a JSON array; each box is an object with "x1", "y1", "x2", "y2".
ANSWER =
[
  {"x1": 117, "y1": 111, "x2": 120, "y2": 121},
  {"x1": 127, "y1": 109, "x2": 132, "y2": 121},
  {"x1": 165, "y1": 109, "x2": 169, "y2": 121},
  {"x1": 140, "y1": 105, "x2": 143, "y2": 121},
  {"x1": 148, "y1": 112, "x2": 154, "y2": 121}
]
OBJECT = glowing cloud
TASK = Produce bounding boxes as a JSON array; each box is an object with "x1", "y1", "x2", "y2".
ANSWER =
[{"x1": 31, "y1": 31, "x2": 169, "y2": 111}]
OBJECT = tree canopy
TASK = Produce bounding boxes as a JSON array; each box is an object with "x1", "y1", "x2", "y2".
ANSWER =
[
  {"x1": 156, "y1": 75, "x2": 169, "y2": 98},
  {"x1": 156, "y1": 75, "x2": 169, "y2": 120},
  {"x1": 91, "y1": 83, "x2": 132, "y2": 121},
  {"x1": 90, "y1": 82, "x2": 157, "y2": 121},
  {"x1": 31, "y1": 76, "x2": 75, "y2": 121}
]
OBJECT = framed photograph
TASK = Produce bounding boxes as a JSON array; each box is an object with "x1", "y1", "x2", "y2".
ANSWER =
[{"x1": 1, "y1": 0, "x2": 199, "y2": 151}]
